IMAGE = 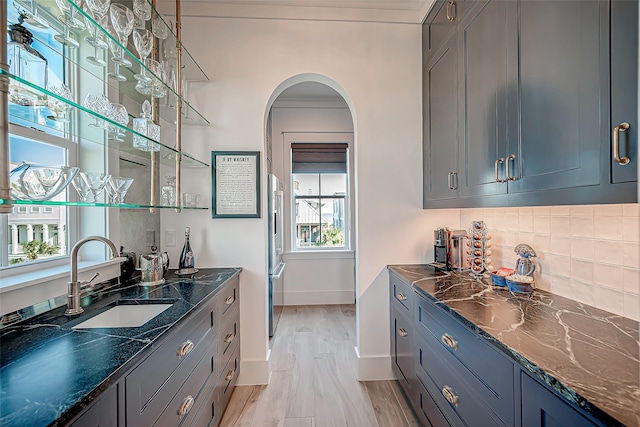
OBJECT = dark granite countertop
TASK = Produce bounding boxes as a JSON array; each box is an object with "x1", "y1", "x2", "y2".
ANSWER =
[
  {"x1": 0, "y1": 267, "x2": 241, "y2": 427},
  {"x1": 388, "y1": 264, "x2": 639, "y2": 427}
]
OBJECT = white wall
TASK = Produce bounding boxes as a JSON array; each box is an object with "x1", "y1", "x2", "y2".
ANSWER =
[{"x1": 159, "y1": 14, "x2": 459, "y2": 383}]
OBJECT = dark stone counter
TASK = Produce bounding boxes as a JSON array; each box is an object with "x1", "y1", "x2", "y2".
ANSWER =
[
  {"x1": 0, "y1": 268, "x2": 241, "y2": 427},
  {"x1": 388, "y1": 265, "x2": 639, "y2": 427}
]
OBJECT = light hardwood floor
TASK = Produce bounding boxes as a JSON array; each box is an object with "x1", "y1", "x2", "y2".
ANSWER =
[{"x1": 219, "y1": 305, "x2": 421, "y2": 427}]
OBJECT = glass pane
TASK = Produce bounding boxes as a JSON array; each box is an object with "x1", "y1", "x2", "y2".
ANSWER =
[
  {"x1": 320, "y1": 174, "x2": 347, "y2": 195},
  {"x1": 294, "y1": 198, "x2": 321, "y2": 247},
  {"x1": 320, "y1": 198, "x2": 345, "y2": 247},
  {"x1": 7, "y1": 136, "x2": 69, "y2": 266},
  {"x1": 293, "y1": 174, "x2": 319, "y2": 196}
]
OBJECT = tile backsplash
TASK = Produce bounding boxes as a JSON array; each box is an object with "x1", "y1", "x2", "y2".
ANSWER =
[{"x1": 459, "y1": 204, "x2": 640, "y2": 321}]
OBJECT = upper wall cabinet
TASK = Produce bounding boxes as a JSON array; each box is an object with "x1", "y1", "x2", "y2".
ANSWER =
[{"x1": 423, "y1": 0, "x2": 638, "y2": 208}]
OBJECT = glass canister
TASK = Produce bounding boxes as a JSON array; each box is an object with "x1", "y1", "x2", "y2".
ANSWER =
[
  {"x1": 7, "y1": 16, "x2": 48, "y2": 106},
  {"x1": 161, "y1": 175, "x2": 176, "y2": 206},
  {"x1": 132, "y1": 100, "x2": 160, "y2": 151}
]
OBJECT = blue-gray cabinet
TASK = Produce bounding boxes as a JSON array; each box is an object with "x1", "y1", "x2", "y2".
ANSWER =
[
  {"x1": 388, "y1": 271, "x2": 605, "y2": 427},
  {"x1": 423, "y1": 0, "x2": 638, "y2": 208}
]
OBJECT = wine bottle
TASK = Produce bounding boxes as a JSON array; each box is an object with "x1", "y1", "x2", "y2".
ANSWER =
[{"x1": 178, "y1": 227, "x2": 195, "y2": 269}]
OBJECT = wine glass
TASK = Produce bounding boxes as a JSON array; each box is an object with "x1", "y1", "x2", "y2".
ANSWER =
[
  {"x1": 133, "y1": 0, "x2": 151, "y2": 21},
  {"x1": 107, "y1": 103, "x2": 129, "y2": 141},
  {"x1": 71, "y1": 174, "x2": 91, "y2": 202},
  {"x1": 82, "y1": 172, "x2": 111, "y2": 203},
  {"x1": 107, "y1": 176, "x2": 134, "y2": 204},
  {"x1": 105, "y1": 26, "x2": 127, "y2": 81},
  {"x1": 54, "y1": 0, "x2": 85, "y2": 48},
  {"x1": 83, "y1": 93, "x2": 103, "y2": 127},
  {"x1": 133, "y1": 29, "x2": 153, "y2": 83},
  {"x1": 83, "y1": 8, "x2": 107, "y2": 67},
  {"x1": 47, "y1": 84, "x2": 73, "y2": 122},
  {"x1": 109, "y1": 4, "x2": 134, "y2": 66},
  {"x1": 152, "y1": 12, "x2": 169, "y2": 40}
]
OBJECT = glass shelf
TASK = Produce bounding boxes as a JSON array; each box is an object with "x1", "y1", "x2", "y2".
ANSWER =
[
  {"x1": 9, "y1": 0, "x2": 209, "y2": 126},
  {"x1": 2, "y1": 70, "x2": 209, "y2": 168},
  {"x1": 0, "y1": 198, "x2": 209, "y2": 210}
]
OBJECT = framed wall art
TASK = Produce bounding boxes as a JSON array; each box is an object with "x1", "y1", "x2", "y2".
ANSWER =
[{"x1": 211, "y1": 151, "x2": 261, "y2": 218}]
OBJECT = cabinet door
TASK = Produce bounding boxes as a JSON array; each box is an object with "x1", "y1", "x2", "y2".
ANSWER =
[
  {"x1": 521, "y1": 373, "x2": 597, "y2": 427},
  {"x1": 390, "y1": 306, "x2": 414, "y2": 391},
  {"x1": 458, "y1": 0, "x2": 516, "y2": 198},
  {"x1": 508, "y1": 0, "x2": 602, "y2": 194},
  {"x1": 69, "y1": 386, "x2": 118, "y2": 427},
  {"x1": 424, "y1": 0, "x2": 470, "y2": 54},
  {"x1": 423, "y1": 34, "x2": 460, "y2": 204},
  {"x1": 611, "y1": 0, "x2": 638, "y2": 184}
]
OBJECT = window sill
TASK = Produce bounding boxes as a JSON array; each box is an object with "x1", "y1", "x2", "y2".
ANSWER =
[{"x1": 285, "y1": 250, "x2": 354, "y2": 261}]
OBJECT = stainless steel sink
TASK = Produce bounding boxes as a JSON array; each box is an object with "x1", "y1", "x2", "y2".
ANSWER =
[{"x1": 72, "y1": 300, "x2": 175, "y2": 329}]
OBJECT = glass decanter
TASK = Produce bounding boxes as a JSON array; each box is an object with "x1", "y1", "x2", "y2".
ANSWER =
[
  {"x1": 161, "y1": 176, "x2": 176, "y2": 206},
  {"x1": 7, "y1": 15, "x2": 48, "y2": 106}
]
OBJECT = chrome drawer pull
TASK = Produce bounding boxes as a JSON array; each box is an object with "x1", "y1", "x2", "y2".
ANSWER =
[
  {"x1": 225, "y1": 369, "x2": 235, "y2": 381},
  {"x1": 442, "y1": 385, "x2": 459, "y2": 407},
  {"x1": 177, "y1": 340, "x2": 194, "y2": 358},
  {"x1": 506, "y1": 154, "x2": 517, "y2": 181},
  {"x1": 494, "y1": 158, "x2": 505, "y2": 183},
  {"x1": 397, "y1": 292, "x2": 407, "y2": 301},
  {"x1": 177, "y1": 395, "x2": 194, "y2": 417},
  {"x1": 224, "y1": 332, "x2": 234, "y2": 343},
  {"x1": 441, "y1": 333, "x2": 458, "y2": 351},
  {"x1": 224, "y1": 296, "x2": 234, "y2": 305},
  {"x1": 446, "y1": 0, "x2": 456, "y2": 21},
  {"x1": 398, "y1": 328, "x2": 408, "y2": 337}
]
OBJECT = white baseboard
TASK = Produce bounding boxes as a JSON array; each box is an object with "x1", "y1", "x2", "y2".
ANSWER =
[
  {"x1": 237, "y1": 357, "x2": 270, "y2": 385},
  {"x1": 281, "y1": 290, "x2": 355, "y2": 305},
  {"x1": 355, "y1": 346, "x2": 394, "y2": 381}
]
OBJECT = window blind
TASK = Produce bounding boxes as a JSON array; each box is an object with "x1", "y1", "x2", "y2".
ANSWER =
[{"x1": 291, "y1": 143, "x2": 348, "y2": 173}]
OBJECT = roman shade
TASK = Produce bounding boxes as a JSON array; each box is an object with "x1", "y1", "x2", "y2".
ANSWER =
[{"x1": 291, "y1": 143, "x2": 348, "y2": 173}]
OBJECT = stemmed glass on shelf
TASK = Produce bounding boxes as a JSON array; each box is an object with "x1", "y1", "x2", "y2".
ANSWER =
[
  {"x1": 133, "y1": 29, "x2": 153, "y2": 84},
  {"x1": 54, "y1": 0, "x2": 85, "y2": 48},
  {"x1": 105, "y1": 25, "x2": 126, "y2": 81},
  {"x1": 107, "y1": 103, "x2": 129, "y2": 141},
  {"x1": 84, "y1": 0, "x2": 111, "y2": 66},
  {"x1": 109, "y1": 4, "x2": 134, "y2": 71}
]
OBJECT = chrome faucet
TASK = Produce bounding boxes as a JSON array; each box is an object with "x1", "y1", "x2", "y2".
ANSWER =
[{"x1": 65, "y1": 236, "x2": 119, "y2": 316}]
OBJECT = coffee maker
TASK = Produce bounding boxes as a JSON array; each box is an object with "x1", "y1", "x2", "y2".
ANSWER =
[{"x1": 434, "y1": 227, "x2": 467, "y2": 271}]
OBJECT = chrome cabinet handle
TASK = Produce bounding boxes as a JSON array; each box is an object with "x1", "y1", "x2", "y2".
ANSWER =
[
  {"x1": 442, "y1": 385, "x2": 459, "y2": 407},
  {"x1": 506, "y1": 154, "x2": 517, "y2": 181},
  {"x1": 177, "y1": 395, "x2": 194, "y2": 417},
  {"x1": 447, "y1": 171, "x2": 457, "y2": 190},
  {"x1": 397, "y1": 292, "x2": 407, "y2": 301},
  {"x1": 446, "y1": 0, "x2": 456, "y2": 21},
  {"x1": 225, "y1": 369, "x2": 235, "y2": 381},
  {"x1": 177, "y1": 340, "x2": 194, "y2": 358},
  {"x1": 494, "y1": 158, "x2": 505, "y2": 183},
  {"x1": 224, "y1": 295, "x2": 234, "y2": 305},
  {"x1": 440, "y1": 333, "x2": 458, "y2": 350},
  {"x1": 613, "y1": 122, "x2": 631, "y2": 165},
  {"x1": 224, "y1": 332, "x2": 234, "y2": 343},
  {"x1": 398, "y1": 328, "x2": 408, "y2": 337}
]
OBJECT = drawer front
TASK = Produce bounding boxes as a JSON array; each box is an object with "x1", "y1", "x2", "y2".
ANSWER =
[
  {"x1": 154, "y1": 338, "x2": 217, "y2": 427},
  {"x1": 416, "y1": 332, "x2": 507, "y2": 427},
  {"x1": 186, "y1": 374, "x2": 218, "y2": 427},
  {"x1": 391, "y1": 307, "x2": 414, "y2": 390},
  {"x1": 219, "y1": 307, "x2": 240, "y2": 364},
  {"x1": 216, "y1": 275, "x2": 239, "y2": 323},
  {"x1": 416, "y1": 295, "x2": 514, "y2": 425},
  {"x1": 126, "y1": 299, "x2": 214, "y2": 426},
  {"x1": 216, "y1": 343, "x2": 240, "y2": 416},
  {"x1": 415, "y1": 376, "x2": 450, "y2": 427},
  {"x1": 390, "y1": 272, "x2": 414, "y2": 313}
]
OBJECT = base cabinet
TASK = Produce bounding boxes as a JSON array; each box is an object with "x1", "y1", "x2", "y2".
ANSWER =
[
  {"x1": 389, "y1": 275, "x2": 606, "y2": 427},
  {"x1": 69, "y1": 387, "x2": 118, "y2": 427}
]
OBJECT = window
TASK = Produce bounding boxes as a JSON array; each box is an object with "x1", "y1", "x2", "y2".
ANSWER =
[
  {"x1": 30, "y1": 207, "x2": 40, "y2": 213},
  {"x1": 291, "y1": 143, "x2": 349, "y2": 250}
]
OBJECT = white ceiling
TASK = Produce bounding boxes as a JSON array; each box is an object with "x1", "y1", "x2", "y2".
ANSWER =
[{"x1": 171, "y1": 0, "x2": 435, "y2": 24}]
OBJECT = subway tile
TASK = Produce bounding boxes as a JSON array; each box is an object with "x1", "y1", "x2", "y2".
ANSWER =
[
  {"x1": 519, "y1": 214, "x2": 534, "y2": 232},
  {"x1": 623, "y1": 268, "x2": 640, "y2": 294},
  {"x1": 623, "y1": 242, "x2": 640, "y2": 268},
  {"x1": 593, "y1": 286, "x2": 624, "y2": 316},
  {"x1": 623, "y1": 203, "x2": 640, "y2": 217},
  {"x1": 570, "y1": 217, "x2": 594, "y2": 238},
  {"x1": 536, "y1": 256, "x2": 550, "y2": 277},
  {"x1": 504, "y1": 214, "x2": 519, "y2": 232},
  {"x1": 550, "y1": 217, "x2": 571, "y2": 236},
  {"x1": 594, "y1": 240, "x2": 624, "y2": 266},
  {"x1": 550, "y1": 274, "x2": 571, "y2": 296},
  {"x1": 550, "y1": 206, "x2": 570, "y2": 216},
  {"x1": 571, "y1": 259, "x2": 593, "y2": 283},
  {"x1": 518, "y1": 232, "x2": 535, "y2": 246},
  {"x1": 519, "y1": 207, "x2": 533, "y2": 216},
  {"x1": 570, "y1": 205, "x2": 594, "y2": 217},
  {"x1": 551, "y1": 255, "x2": 571, "y2": 277},
  {"x1": 571, "y1": 238, "x2": 594, "y2": 261},
  {"x1": 594, "y1": 204, "x2": 623, "y2": 217},
  {"x1": 535, "y1": 273, "x2": 551, "y2": 292},
  {"x1": 533, "y1": 215, "x2": 550, "y2": 234},
  {"x1": 593, "y1": 263, "x2": 624, "y2": 290},
  {"x1": 623, "y1": 293, "x2": 640, "y2": 321},
  {"x1": 622, "y1": 217, "x2": 639, "y2": 243},
  {"x1": 504, "y1": 232, "x2": 519, "y2": 248},
  {"x1": 594, "y1": 216, "x2": 623, "y2": 241},
  {"x1": 550, "y1": 236, "x2": 571, "y2": 256},
  {"x1": 533, "y1": 234, "x2": 550, "y2": 253},
  {"x1": 533, "y1": 206, "x2": 550, "y2": 216},
  {"x1": 570, "y1": 279, "x2": 595, "y2": 307}
]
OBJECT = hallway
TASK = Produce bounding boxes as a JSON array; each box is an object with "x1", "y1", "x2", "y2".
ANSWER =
[{"x1": 220, "y1": 305, "x2": 421, "y2": 426}]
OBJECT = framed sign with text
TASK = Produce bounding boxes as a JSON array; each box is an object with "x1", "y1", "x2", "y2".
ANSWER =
[{"x1": 211, "y1": 151, "x2": 261, "y2": 218}]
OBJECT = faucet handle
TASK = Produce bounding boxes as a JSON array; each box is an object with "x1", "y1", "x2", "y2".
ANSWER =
[{"x1": 81, "y1": 272, "x2": 100, "y2": 286}]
